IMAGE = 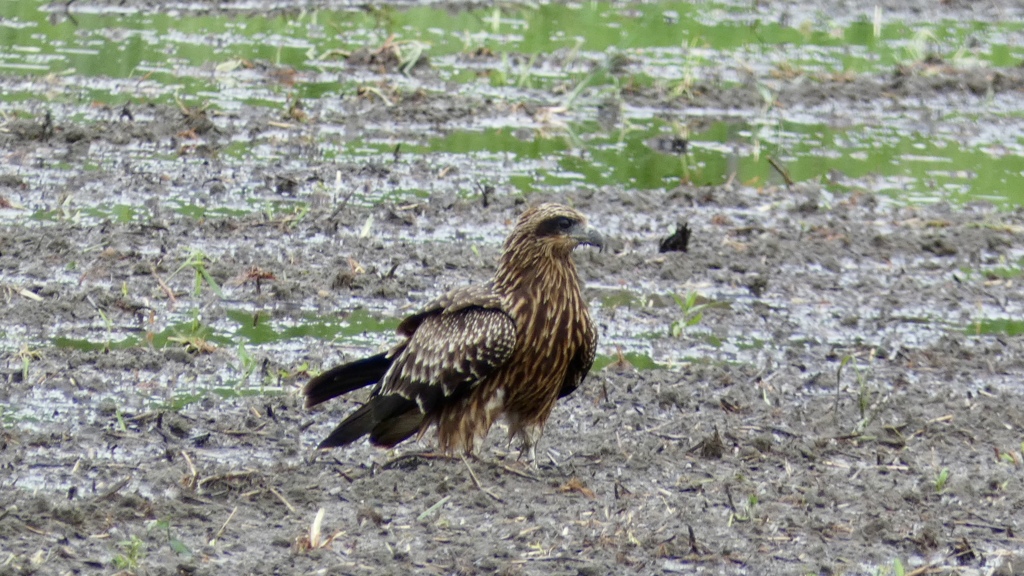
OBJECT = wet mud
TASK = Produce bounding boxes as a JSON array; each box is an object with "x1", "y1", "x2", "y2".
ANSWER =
[{"x1": 3, "y1": 3, "x2": 1024, "y2": 576}]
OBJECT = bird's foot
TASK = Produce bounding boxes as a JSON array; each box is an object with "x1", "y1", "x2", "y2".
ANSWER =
[{"x1": 517, "y1": 442, "x2": 538, "y2": 465}]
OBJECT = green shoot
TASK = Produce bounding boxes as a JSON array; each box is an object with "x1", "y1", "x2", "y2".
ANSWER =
[
  {"x1": 115, "y1": 405, "x2": 127, "y2": 433},
  {"x1": 397, "y1": 40, "x2": 428, "y2": 75},
  {"x1": 728, "y1": 493, "x2": 757, "y2": 524},
  {"x1": 18, "y1": 344, "x2": 42, "y2": 383},
  {"x1": 149, "y1": 518, "x2": 192, "y2": 557},
  {"x1": 669, "y1": 292, "x2": 710, "y2": 337},
  {"x1": 516, "y1": 53, "x2": 540, "y2": 90},
  {"x1": 97, "y1": 307, "x2": 113, "y2": 352},
  {"x1": 168, "y1": 318, "x2": 218, "y2": 354},
  {"x1": 900, "y1": 28, "x2": 937, "y2": 64},
  {"x1": 112, "y1": 535, "x2": 145, "y2": 570},
  {"x1": 668, "y1": 37, "x2": 705, "y2": 99},
  {"x1": 236, "y1": 343, "x2": 257, "y2": 387},
  {"x1": 172, "y1": 249, "x2": 224, "y2": 299}
]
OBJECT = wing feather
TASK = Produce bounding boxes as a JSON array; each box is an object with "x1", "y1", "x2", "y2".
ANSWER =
[
  {"x1": 383, "y1": 307, "x2": 516, "y2": 413},
  {"x1": 314, "y1": 287, "x2": 513, "y2": 449},
  {"x1": 396, "y1": 284, "x2": 503, "y2": 337},
  {"x1": 558, "y1": 319, "x2": 597, "y2": 398}
]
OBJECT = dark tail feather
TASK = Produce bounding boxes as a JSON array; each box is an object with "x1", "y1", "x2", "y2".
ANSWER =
[
  {"x1": 318, "y1": 402, "x2": 376, "y2": 448},
  {"x1": 371, "y1": 409, "x2": 426, "y2": 448},
  {"x1": 304, "y1": 352, "x2": 392, "y2": 408},
  {"x1": 317, "y1": 395, "x2": 421, "y2": 449}
]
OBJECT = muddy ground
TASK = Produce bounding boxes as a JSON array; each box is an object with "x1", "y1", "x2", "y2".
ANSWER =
[{"x1": 3, "y1": 2, "x2": 1024, "y2": 576}]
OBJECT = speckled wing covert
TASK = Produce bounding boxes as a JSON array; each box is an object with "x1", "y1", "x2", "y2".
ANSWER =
[
  {"x1": 379, "y1": 286, "x2": 515, "y2": 410},
  {"x1": 312, "y1": 284, "x2": 516, "y2": 449}
]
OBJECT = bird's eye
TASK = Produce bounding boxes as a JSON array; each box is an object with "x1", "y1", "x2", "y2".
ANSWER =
[{"x1": 537, "y1": 214, "x2": 578, "y2": 237}]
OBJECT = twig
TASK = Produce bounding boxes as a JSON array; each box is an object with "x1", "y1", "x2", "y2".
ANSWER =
[
  {"x1": 181, "y1": 450, "x2": 199, "y2": 489},
  {"x1": 96, "y1": 476, "x2": 131, "y2": 501},
  {"x1": 16, "y1": 287, "x2": 43, "y2": 302},
  {"x1": 496, "y1": 462, "x2": 540, "y2": 481},
  {"x1": 209, "y1": 505, "x2": 238, "y2": 546},
  {"x1": 269, "y1": 487, "x2": 296, "y2": 513},
  {"x1": 905, "y1": 563, "x2": 950, "y2": 576},
  {"x1": 511, "y1": 556, "x2": 587, "y2": 564},
  {"x1": 23, "y1": 524, "x2": 46, "y2": 536},
  {"x1": 417, "y1": 496, "x2": 451, "y2": 521},
  {"x1": 767, "y1": 156, "x2": 794, "y2": 187},
  {"x1": 150, "y1": 263, "x2": 176, "y2": 304},
  {"x1": 462, "y1": 455, "x2": 502, "y2": 502},
  {"x1": 198, "y1": 469, "x2": 258, "y2": 490}
]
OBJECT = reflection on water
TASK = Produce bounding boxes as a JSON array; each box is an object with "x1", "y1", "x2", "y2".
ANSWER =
[{"x1": 1, "y1": 0, "x2": 1022, "y2": 205}]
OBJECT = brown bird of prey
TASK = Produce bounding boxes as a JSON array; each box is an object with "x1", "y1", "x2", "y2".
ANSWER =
[{"x1": 304, "y1": 203, "x2": 603, "y2": 455}]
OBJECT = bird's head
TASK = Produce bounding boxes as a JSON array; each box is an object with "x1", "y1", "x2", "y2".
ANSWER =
[{"x1": 504, "y1": 203, "x2": 605, "y2": 260}]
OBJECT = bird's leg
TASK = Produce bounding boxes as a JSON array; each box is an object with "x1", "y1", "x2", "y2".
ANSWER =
[
  {"x1": 516, "y1": 425, "x2": 544, "y2": 465},
  {"x1": 491, "y1": 422, "x2": 543, "y2": 478},
  {"x1": 515, "y1": 442, "x2": 537, "y2": 465}
]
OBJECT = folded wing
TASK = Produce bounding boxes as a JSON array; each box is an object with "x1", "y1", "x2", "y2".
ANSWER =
[{"x1": 314, "y1": 291, "x2": 516, "y2": 449}]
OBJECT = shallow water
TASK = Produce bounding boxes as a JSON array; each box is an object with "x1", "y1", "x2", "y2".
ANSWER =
[{"x1": 3, "y1": 0, "x2": 1024, "y2": 212}]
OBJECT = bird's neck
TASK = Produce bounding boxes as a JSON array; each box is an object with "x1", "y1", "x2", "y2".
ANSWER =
[{"x1": 493, "y1": 247, "x2": 580, "y2": 300}]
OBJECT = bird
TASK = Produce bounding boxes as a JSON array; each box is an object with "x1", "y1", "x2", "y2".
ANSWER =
[{"x1": 303, "y1": 203, "x2": 604, "y2": 456}]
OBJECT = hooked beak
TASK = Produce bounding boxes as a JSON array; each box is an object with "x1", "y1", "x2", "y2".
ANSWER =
[{"x1": 571, "y1": 224, "x2": 605, "y2": 253}]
